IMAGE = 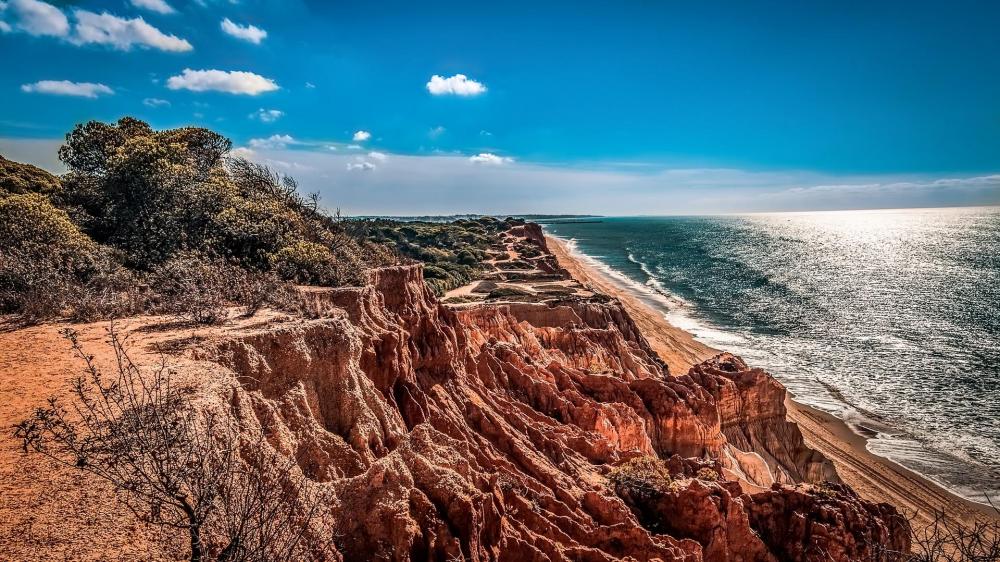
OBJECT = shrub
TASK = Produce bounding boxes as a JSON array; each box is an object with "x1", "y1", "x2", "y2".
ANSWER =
[
  {"x1": 487, "y1": 286, "x2": 533, "y2": 300},
  {"x1": 695, "y1": 467, "x2": 720, "y2": 482},
  {"x1": 423, "y1": 265, "x2": 450, "y2": 280},
  {"x1": 272, "y1": 241, "x2": 339, "y2": 286},
  {"x1": 0, "y1": 193, "x2": 111, "y2": 319},
  {"x1": 0, "y1": 155, "x2": 62, "y2": 197},
  {"x1": 148, "y1": 253, "x2": 233, "y2": 324},
  {"x1": 70, "y1": 266, "x2": 147, "y2": 323},
  {"x1": 456, "y1": 249, "x2": 480, "y2": 266},
  {"x1": 608, "y1": 456, "x2": 674, "y2": 499},
  {"x1": 14, "y1": 328, "x2": 333, "y2": 561}
]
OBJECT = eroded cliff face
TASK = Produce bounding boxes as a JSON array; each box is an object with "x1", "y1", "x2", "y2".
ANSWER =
[{"x1": 202, "y1": 264, "x2": 909, "y2": 561}]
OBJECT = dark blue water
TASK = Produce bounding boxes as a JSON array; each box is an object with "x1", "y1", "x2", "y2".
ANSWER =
[{"x1": 545, "y1": 208, "x2": 1000, "y2": 503}]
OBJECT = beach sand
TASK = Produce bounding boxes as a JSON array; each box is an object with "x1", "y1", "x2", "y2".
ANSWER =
[{"x1": 546, "y1": 234, "x2": 997, "y2": 528}]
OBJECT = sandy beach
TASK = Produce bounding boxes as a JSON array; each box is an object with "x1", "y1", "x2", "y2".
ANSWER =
[{"x1": 546, "y1": 234, "x2": 998, "y2": 528}]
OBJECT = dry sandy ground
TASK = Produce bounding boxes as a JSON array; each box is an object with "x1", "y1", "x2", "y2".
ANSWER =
[
  {"x1": 0, "y1": 312, "x2": 290, "y2": 561},
  {"x1": 547, "y1": 234, "x2": 998, "y2": 529}
]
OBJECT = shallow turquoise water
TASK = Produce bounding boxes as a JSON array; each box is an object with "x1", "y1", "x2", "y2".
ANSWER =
[{"x1": 545, "y1": 207, "x2": 1000, "y2": 503}]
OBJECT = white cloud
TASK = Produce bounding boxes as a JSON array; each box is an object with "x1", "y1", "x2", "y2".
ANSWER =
[
  {"x1": 250, "y1": 108, "x2": 283, "y2": 122},
  {"x1": 346, "y1": 144, "x2": 362, "y2": 150},
  {"x1": 0, "y1": 20, "x2": 9, "y2": 32},
  {"x1": 426, "y1": 74, "x2": 487, "y2": 96},
  {"x1": 346, "y1": 159, "x2": 376, "y2": 172},
  {"x1": 480, "y1": 130, "x2": 493, "y2": 137},
  {"x1": 428, "y1": 125, "x2": 445, "y2": 139},
  {"x1": 367, "y1": 151, "x2": 387, "y2": 162},
  {"x1": 143, "y1": 97, "x2": 170, "y2": 107},
  {"x1": 352, "y1": 130, "x2": 371, "y2": 142},
  {"x1": 220, "y1": 17, "x2": 266, "y2": 44},
  {"x1": 129, "y1": 0, "x2": 175, "y2": 15},
  {"x1": 72, "y1": 10, "x2": 192, "y2": 51},
  {"x1": 305, "y1": 82, "x2": 316, "y2": 89},
  {"x1": 469, "y1": 152, "x2": 512, "y2": 165},
  {"x1": 230, "y1": 146, "x2": 255, "y2": 159},
  {"x1": 0, "y1": 0, "x2": 70, "y2": 37},
  {"x1": 21, "y1": 80, "x2": 113, "y2": 98},
  {"x1": 248, "y1": 134, "x2": 295, "y2": 150},
  {"x1": 166, "y1": 69, "x2": 279, "y2": 95}
]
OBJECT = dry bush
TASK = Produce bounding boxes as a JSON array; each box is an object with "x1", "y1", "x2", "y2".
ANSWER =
[
  {"x1": 904, "y1": 509, "x2": 1000, "y2": 561},
  {"x1": 14, "y1": 327, "x2": 333, "y2": 561},
  {"x1": 695, "y1": 467, "x2": 721, "y2": 482},
  {"x1": 608, "y1": 456, "x2": 675, "y2": 499},
  {"x1": 148, "y1": 254, "x2": 229, "y2": 324},
  {"x1": 148, "y1": 254, "x2": 292, "y2": 324}
]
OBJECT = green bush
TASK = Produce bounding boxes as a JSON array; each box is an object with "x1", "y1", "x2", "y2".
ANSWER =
[
  {"x1": 486, "y1": 286, "x2": 532, "y2": 299},
  {"x1": 0, "y1": 193, "x2": 109, "y2": 318},
  {"x1": 0, "y1": 155, "x2": 62, "y2": 198},
  {"x1": 456, "y1": 249, "x2": 480, "y2": 265},
  {"x1": 423, "y1": 265, "x2": 450, "y2": 280},
  {"x1": 0, "y1": 118, "x2": 409, "y2": 322}
]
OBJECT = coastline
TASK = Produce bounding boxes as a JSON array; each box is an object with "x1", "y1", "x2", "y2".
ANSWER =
[{"x1": 545, "y1": 233, "x2": 997, "y2": 527}]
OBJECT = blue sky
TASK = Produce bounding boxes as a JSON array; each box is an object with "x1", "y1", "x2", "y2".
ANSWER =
[{"x1": 1, "y1": 0, "x2": 999, "y2": 214}]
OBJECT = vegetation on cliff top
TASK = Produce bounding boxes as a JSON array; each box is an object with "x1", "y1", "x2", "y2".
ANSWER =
[
  {"x1": 0, "y1": 117, "x2": 515, "y2": 323},
  {"x1": 356, "y1": 216, "x2": 516, "y2": 294}
]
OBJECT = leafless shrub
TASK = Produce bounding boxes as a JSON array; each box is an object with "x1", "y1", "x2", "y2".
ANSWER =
[
  {"x1": 13, "y1": 327, "x2": 333, "y2": 561},
  {"x1": 906, "y1": 508, "x2": 1000, "y2": 561},
  {"x1": 868, "y1": 504, "x2": 1000, "y2": 562}
]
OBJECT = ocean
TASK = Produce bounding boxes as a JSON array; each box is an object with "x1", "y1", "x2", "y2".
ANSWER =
[{"x1": 543, "y1": 207, "x2": 1000, "y2": 504}]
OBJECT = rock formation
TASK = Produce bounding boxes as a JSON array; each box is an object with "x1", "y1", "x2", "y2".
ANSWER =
[{"x1": 196, "y1": 261, "x2": 909, "y2": 561}]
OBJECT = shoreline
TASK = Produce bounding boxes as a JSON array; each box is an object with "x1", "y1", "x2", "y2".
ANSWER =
[{"x1": 545, "y1": 233, "x2": 997, "y2": 526}]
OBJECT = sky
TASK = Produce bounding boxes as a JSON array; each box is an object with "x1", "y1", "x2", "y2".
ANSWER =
[{"x1": 1, "y1": 0, "x2": 999, "y2": 215}]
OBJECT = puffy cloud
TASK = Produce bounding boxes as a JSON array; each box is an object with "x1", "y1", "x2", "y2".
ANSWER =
[
  {"x1": 21, "y1": 80, "x2": 113, "y2": 98},
  {"x1": 352, "y1": 130, "x2": 371, "y2": 142},
  {"x1": 0, "y1": 0, "x2": 70, "y2": 37},
  {"x1": 167, "y1": 69, "x2": 279, "y2": 95},
  {"x1": 143, "y1": 97, "x2": 170, "y2": 107},
  {"x1": 426, "y1": 74, "x2": 487, "y2": 96},
  {"x1": 248, "y1": 134, "x2": 295, "y2": 149},
  {"x1": 250, "y1": 108, "x2": 283, "y2": 122},
  {"x1": 220, "y1": 17, "x2": 266, "y2": 44},
  {"x1": 72, "y1": 10, "x2": 192, "y2": 51},
  {"x1": 367, "y1": 151, "x2": 387, "y2": 162},
  {"x1": 469, "y1": 152, "x2": 512, "y2": 165},
  {"x1": 428, "y1": 125, "x2": 446, "y2": 139},
  {"x1": 129, "y1": 0, "x2": 175, "y2": 15}
]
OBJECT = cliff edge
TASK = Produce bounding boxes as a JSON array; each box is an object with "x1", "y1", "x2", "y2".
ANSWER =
[{"x1": 0, "y1": 231, "x2": 910, "y2": 561}]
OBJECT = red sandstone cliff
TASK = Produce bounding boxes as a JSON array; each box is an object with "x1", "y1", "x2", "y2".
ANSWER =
[{"x1": 195, "y1": 264, "x2": 909, "y2": 561}]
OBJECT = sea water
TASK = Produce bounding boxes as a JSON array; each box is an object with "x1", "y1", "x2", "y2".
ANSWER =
[{"x1": 544, "y1": 207, "x2": 1000, "y2": 504}]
